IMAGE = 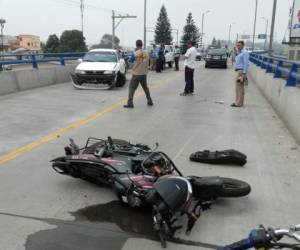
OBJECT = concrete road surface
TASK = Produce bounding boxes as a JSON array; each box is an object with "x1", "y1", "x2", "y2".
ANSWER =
[{"x1": 0, "y1": 62, "x2": 299, "y2": 250}]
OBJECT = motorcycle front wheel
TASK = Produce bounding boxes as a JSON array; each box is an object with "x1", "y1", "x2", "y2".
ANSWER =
[{"x1": 217, "y1": 178, "x2": 251, "y2": 197}]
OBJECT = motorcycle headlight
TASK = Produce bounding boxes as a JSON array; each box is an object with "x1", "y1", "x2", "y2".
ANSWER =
[
  {"x1": 75, "y1": 69, "x2": 86, "y2": 74},
  {"x1": 103, "y1": 70, "x2": 114, "y2": 74}
]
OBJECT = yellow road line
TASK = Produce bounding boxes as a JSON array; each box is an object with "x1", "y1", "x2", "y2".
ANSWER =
[{"x1": 0, "y1": 73, "x2": 179, "y2": 165}]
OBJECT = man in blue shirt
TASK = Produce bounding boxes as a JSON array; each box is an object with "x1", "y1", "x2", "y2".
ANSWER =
[{"x1": 231, "y1": 40, "x2": 249, "y2": 107}]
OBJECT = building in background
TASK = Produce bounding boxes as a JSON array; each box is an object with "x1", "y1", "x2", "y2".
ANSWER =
[
  {"x1": 17, "y1": 34, "x2": 41, "y2": 52},
  {"x1": 0, "y1": 35, "x2": 19, "y2": 52},
  {"x1": 1, "y1": 34, "x2": 41, "y2": 53}
]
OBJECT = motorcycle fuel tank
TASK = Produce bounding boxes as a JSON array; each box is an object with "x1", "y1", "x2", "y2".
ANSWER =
[{"x1": 153, "y1": 176, "x2": 192, "y2": 211}]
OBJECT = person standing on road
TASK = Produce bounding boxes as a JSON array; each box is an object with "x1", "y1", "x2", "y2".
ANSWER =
[
  {"x1": 180, "y1": 41, "x2": 197, "y2": 96},
  {"x1": 149, "y1": 45, "x2": 157, "y2": 71},
  {"x1": 231, "y1": 41, "x2": 249, "y2": 107},
  {"x1": 156, "y1": 46, "x2": 164, "y2": 73},
  {"x1": 174, "y1": 45, "x2": 181, "y2": 71},
  {"x1": 124, "y1": 39, "x2": 153, "y2": 109}
]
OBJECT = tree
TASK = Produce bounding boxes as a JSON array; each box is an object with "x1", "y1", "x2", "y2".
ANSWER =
[
  {"x1": 40, "y1": 41, "x2": 47, "y2": 53},
  {"x1": 216, "y1": 40, "x2": 222, "y2": 48},
  {"x1": 154, "y1": 5, "x2": 173, "y2": 45},
  {"x1": 180, "y1": 12, "x2": 200, "y2": 52},
  {"x1": 96, "y1": 34, "x2": 120, "y2": 49},
  {"x1": 211, "y1": 37, "x2": 217, "y2": 47},
  {"x1": 44, "y1": 34, "x2": 60, "y2": 53},
  {"x1": 59, "y1": 30, "x2": 87, "y2": 52}
]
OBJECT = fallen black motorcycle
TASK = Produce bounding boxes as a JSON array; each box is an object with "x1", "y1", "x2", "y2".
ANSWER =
[{"x1": 51, "y1": 137, "x2": 251, "y2": 248}]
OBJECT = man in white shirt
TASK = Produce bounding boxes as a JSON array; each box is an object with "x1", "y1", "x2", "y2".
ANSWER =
[{"x1": 180, "y1": 41, "x2": 197, "y2": 96}]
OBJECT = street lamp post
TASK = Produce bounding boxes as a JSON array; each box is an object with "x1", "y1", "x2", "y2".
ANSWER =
[
  {"x1": 0, "y1": 17, "x2": 6, "y2": 71},
  {"x1": 262, "y1": 17, "x2": 269, "y2": 51},
  {"x1": 201, "y1": 10, "x2": 210, "y2": 48},
  {"x1": 252, "y1": 0, "x2": 258, "y2": 51},
  {"x1": 0, "y1": 18, "x2": 6, "y2": 54}
]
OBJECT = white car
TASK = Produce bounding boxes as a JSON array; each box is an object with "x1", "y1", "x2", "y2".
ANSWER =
[{"x1": 71, "y1": 49, "x2": 126, "y2": 89}]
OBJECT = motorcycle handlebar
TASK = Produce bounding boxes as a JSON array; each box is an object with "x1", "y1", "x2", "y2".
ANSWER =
[{"x1": 219, "y1": 225, "x2": 300, "y2": 250}]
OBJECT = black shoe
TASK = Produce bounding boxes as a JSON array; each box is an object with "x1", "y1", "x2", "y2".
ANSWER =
[
  {"x1": 230, "y1": 103, "x2": 240, "y2": 107},
  {"x1": 180, "y1": 92, "x2": 188, "y2": 96},
  {"x1": 147, "y1": 101, "x2": 153, "y2": 106},
  {"x1": 123, "y1": 104, "x2": 134, "y2": 108}
]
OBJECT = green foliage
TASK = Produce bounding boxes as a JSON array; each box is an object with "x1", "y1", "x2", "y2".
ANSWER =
[
  {"x1": 180, "y1": 13, "x2": 200, "y2": 52},
  {"x1": 44, "y1": 34, "x2": 60, "y2": 53},
  {"x1": 99, "y1": 34, "x2": 120, "y2": 49},
  {"x1": 154, "y1": 5, "x2": 173, "y2": 45},
  {"x1": 211, "y1": 37, "x2": 217, "y2": 47},
  {"x1": 59, "y1": 30, "x2": 87, "y2": 52}
]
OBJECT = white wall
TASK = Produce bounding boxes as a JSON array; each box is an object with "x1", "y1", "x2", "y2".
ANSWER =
[{"x1": 249, "y1": 65, "x2": 300, "y2": 144}]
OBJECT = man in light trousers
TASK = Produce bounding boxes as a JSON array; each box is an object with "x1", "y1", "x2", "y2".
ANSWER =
[{"x1": 231, "y1": 40, "x2": 249, "y2": 107}]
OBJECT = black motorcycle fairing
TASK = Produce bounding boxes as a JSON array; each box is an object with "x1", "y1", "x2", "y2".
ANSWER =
[{"x1": 153, "y1": 176, "x2": 192, "y2": 211}]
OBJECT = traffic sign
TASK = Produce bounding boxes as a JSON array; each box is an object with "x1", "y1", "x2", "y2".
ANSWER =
[{"x1": 258, "y1": 34, "x2": 267, "y2": 39}]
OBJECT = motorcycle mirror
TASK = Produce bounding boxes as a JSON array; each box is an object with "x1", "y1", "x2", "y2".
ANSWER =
[{"x1": 155, "y1": 142, "x2": 159, "y2": 147}]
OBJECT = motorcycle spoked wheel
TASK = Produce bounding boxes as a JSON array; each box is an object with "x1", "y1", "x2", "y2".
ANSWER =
[{"x1": 217, "y1": 177, "x2": 251, "y2": 197}]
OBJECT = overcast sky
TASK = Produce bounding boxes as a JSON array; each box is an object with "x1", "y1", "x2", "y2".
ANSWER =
[{"x1": 0, "y1": 0, "x2": 294, "y2": 47}]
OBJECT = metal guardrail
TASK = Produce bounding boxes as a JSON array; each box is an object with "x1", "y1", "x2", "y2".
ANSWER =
[
  {"x1": 250, "y1": 53, "x2": 300, "y2": 86},
  {"x1": 0, "y1": 52, "x2": 85, "y2": 70}
]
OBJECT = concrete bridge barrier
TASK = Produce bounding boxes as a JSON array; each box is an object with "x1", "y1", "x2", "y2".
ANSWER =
[
  {"x1": 249, "y1": 65, "x2": 300, "y2": 144},
  {"x1": 0, "y1": 64, "x2": 77, "y2": 96}
]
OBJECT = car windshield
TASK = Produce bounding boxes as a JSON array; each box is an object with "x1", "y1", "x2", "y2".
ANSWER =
[
  {"x1": 208, "y1": 49, "x2": 226, "y2": 55},
  {"x1": 83, "y1": 52, "x2": 117, "y2": 62}
]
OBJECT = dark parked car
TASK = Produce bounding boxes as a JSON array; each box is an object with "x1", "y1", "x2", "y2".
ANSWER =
[{"x1": 205, "y1": 48, "x2": 228, "y2": 68}]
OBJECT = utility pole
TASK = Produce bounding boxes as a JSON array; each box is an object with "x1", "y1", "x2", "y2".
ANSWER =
[
  {"x1": 262, "y1": 17, "x2": 269, "y2": 51},
  {"x1": 112, "y1": 11, "x2": 137, "y2": 49},
  {"x1": 228, "y1": 23, "x2": 235, "y2": 46},
  {"x1": 252, "y1": 0, "x2": 258, "y2": 51},
  {"x1": 200, "y1": 10, "x2": 210, "y2": 49},
  {"x1": 268, "y1": 0, "x2": 277, "y2": 56},
  {"x1": 172, "y1": 29, "x2": 179, "y2": 44},
  {"x1": 80, "y1": 0, "x2": 84, "y2": 36},
  {"x1": 144, "y1": 0, "x2": 147, "y2": 49}
]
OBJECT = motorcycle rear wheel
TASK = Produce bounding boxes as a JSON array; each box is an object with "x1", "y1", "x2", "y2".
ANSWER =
[{"x1": 217, "y1": 178, "x2": 251, "y2": 197}]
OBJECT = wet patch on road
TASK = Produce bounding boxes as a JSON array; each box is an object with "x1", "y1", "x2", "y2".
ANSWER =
[{"x1": 0, "y1": 201, "x2": 219, "y2": 250}]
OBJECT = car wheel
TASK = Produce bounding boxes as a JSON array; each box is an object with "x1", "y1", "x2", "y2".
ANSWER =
[
  {"x1": 205, "y1": 64, "x2": 208, "y2": 68},
  {"x1": 116, "y1": 72, "x2": 126, "y2": 87}
]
